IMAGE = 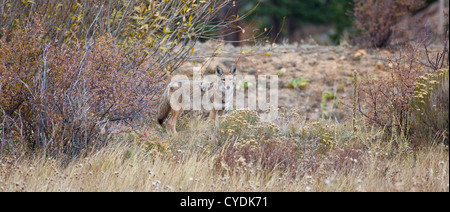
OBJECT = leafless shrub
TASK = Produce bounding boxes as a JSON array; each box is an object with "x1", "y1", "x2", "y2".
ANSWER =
[
  {"x1": 0, "y1": 0, "x2": 248, "y2": 156},
  {"x1": 422, "y1": 30, "x2": 449, "y2": 70},
  {"x1": 353, "y1": 45, "x2": 424, "y2": 135},
  {"x1": 351, "y1": 31, "x2": 449, "y2": 145},
  {"x1": 353, "y1": 0, "x2": 424, "y2": 48}
]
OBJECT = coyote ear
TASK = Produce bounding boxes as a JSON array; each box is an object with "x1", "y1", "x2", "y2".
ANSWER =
[
  {"x1": 216, "y1": 66, "x2": 223, "y2": 75},
  {"x1": 230, "y1": 66, "x2": 237, "y2": 75}
]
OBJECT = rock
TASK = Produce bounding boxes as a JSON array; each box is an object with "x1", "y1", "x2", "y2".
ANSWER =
[
  {"x1": 309, "y1": 60, "x2": 318, "y2": 66},
  {"x1": 376, "y1": 61, "x2": 385, "y2": 70},
  {"x1": 248, "y1": 70, "x2": 257, "y2": 75},
  {"x1": 353, "y1": 49, "x2": 367, "y2": 60},
  {"x1": 379, "y1": 49, "x2": 391, "y2": 58}
]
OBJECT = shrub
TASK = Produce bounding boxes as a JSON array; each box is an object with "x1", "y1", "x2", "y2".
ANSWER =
[
  {"x1": 214, "y1": 136, "x2": 299, "y2": 175},
  {"x1": 0, "y1": 0, "x2": 245, "y2": 74},
  {"x1": 0, "y1": 21, "x2": 162, "y2": 155},
  {"x1": 352, "y1": 0, "x2": 424, "y2": 48},
  {"x1": 353, "y1": 31, "x2": 449, "y2": 145},
  {"x1": 213, "y1": 109, "x2": 300, "y2": 175},
  {"x1": 0, "y1": 0, "x2": 245, "y2": 156},
  {"x1": 411, "y1": 68, "x2": 449, "y2": 144},
  {"x1": 298, "y1": 121, "x2": 336, "y2": 153},
  {"x1": 217, "y1": 109, "x2": 279, "y2": 142},
  {"x1": 129, "y1": 130, "x2": 171, "y2": 158},
  {"x1": 354, "y1": 45, "x2": 424, "y2": 135}
]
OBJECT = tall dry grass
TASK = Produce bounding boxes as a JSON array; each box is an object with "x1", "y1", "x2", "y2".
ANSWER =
[{"x1": 1, "y1": 110, "x2": 448, "y2": 192}]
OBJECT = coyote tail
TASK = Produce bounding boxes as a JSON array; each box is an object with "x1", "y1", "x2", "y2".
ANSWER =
[{"x1": 157, "y1": 86, "x2": 171, "y2": 126}]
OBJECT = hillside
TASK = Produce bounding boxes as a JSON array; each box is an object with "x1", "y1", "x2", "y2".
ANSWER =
[{"x1": 176, "y1": 41, "x2": 442, "y2": 121}]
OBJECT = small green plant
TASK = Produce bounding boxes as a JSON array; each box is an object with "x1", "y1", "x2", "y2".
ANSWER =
[
  {"x1": 337, "y1": 80, "x2": 345, "y2": 93},
  {"x1": 298, "y1": 121, "x2": 336, "y2": 152},
  {"x1": 320, "y1": 90, "x2": 337, "y2": 119},
  {"x1": 236, "y1": 80, "x2": 252, "y2": 90},
  {"x1": 287, "y1": 77, "x2": 309, "y2": 89},
  {"x1": 276, "y1": 69, "x2": 286, "y2": 76}
]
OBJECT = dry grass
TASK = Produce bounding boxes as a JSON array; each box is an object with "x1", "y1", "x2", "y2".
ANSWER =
[{"x1": 1, "y1": 111, "x2": 448, "y2": 192}]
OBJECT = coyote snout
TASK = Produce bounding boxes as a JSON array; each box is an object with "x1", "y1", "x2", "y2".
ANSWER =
[{"x1": 157, "y1": 65, "x2": 237, "y2": 135}]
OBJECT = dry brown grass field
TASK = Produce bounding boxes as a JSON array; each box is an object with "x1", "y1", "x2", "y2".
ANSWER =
[
  {"x1": 1, "y1": 41, "x2": 449, "y2": 192},
  {"x1": 1, "y1": 0, "x2": 449, "y2": 194},
  {"x1": 1, "y1": 109, "x2": 448, "y2": 192}
]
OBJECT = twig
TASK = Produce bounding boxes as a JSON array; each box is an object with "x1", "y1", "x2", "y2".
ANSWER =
[{"x1": 352, "y1": 70, "x2": 357, "y2": 142}]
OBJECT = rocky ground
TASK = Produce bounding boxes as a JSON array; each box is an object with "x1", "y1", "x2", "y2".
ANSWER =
[
  {"x1": 175, "y1": 41, "x2": 419, "y2": 122},
  {"x1": 172, "y1": 1, "x2": 449, "y2": 122}
]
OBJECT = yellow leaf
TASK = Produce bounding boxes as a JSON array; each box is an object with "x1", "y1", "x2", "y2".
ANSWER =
[
  {"x1": 241, "y1": 49, "x2": 252, "y2": 54},
  {"x1": 160, "y1": 34, "x2": 169, "y2": 44},
  {"x1": 139, "y1": 24, "x2": 149, "y2": 30},
  {"x1": 264, "y1": 53, "x2": 271, "y2": 56}
]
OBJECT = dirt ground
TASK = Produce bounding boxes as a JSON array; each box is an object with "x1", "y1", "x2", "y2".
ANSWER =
[{"x1": 175, "y1": 41, "x2": 425, "y2": 122}]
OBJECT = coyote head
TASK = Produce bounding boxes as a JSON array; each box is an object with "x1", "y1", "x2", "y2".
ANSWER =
[{"x1": 215, "y1": 65, "x2": 237, "y2": 93}]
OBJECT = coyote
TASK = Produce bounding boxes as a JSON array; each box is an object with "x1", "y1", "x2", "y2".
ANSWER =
[{"x1": 157, "y1": 66, "x2": 237, "y2": 135}]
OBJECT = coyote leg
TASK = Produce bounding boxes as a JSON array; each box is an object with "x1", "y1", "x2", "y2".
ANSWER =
[
  {"x1": 209, "y1": 109, "x2": 217, "y2": 140},
  {"x1": 168, "y1": 109, "x2": 182, "y2": 136}
]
